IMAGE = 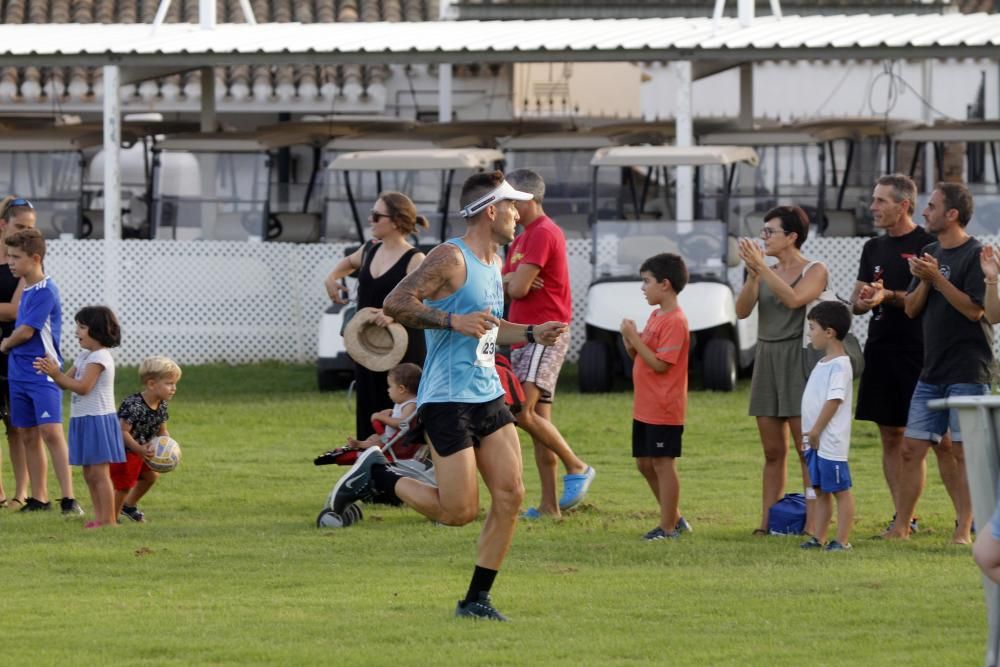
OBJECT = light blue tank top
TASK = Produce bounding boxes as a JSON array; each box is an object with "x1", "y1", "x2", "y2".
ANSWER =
[{"x1": 417, "y1": 238, "x2": 505, "y2": 405}]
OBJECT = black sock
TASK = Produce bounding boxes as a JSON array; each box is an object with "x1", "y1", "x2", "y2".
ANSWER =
[
  {"x1": 370, "y1": 463, "x2": 402, "y2": 503},
  {"x1": 463, "y1": 566, "x2": 498, "y2": 605}
]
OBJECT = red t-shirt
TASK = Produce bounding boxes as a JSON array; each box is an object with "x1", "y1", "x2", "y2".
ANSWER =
[
  {"x1": 502, "y1": 215, "x2": 572, "y2": 326},
  {"x1": 632, "y1": 307, "x2": 689, "y2": 426}
]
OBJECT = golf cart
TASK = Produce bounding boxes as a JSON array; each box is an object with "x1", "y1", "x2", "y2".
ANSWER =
[
  {"x1": 0, "y1": 127, "x2": 97, "y2": 239},
  {"x1": 316, "y1": 146, "x2": 505, "y2": 390},
  {"x1": 701, "y1": 120, "x2": 910, "y2": 239},
  {"x1": 149, "y1": 133, "x2": 274, "y2": 241},
  {"x1": 893, "y1": 121, "x2": 1000, "y2": 237},
  {"x1": 502, "y1": 132, "x2": 617, "y2": 240},
  {"x1": 578, "y1": 145, "x2": 759, "y2": 393}
]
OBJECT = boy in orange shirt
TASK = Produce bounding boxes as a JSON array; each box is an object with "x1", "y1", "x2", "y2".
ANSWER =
[{"x1": 620, "y1": 253, "x2": 691, "y2": 540}]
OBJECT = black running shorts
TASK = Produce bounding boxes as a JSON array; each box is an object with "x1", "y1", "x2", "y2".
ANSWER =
[{"x1": 419, "y1": 396, "x2": 515, "y2": 458}]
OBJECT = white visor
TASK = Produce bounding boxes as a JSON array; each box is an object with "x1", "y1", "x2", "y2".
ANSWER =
[{"x1": 459, "y1": 180, "x2": 533, "y2": 218}]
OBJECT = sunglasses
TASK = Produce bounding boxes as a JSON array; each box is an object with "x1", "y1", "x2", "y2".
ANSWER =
[
  {"x1": 8, "y1": 198, "x2": 33, "y2": 209},
  {"x1": 369, "y1": 210, "x2": 392, "y2": 222}
]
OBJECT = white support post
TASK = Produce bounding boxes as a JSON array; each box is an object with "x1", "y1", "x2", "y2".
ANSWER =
[
  {"x1": 675, "y1": 61, "x2": 694, "y2": 222},
  {"x1": 200, "y1": 66, "x2": 216, "y2": 132},
  {"x1": 923, "y1": 60, "x2": 935, "y2": 191},
  {"x1": 737, "y1": 0, "x2": 755, "y2": 27},
  {"x1": 439, "y1": 64, "x2": 453, "y2": 122},
  {"x1": 102, "y1": 65, "x2": 122, "y2": 311},
  {"x1": 199, "y1": 0, "x2": 215, "y2": 30}
]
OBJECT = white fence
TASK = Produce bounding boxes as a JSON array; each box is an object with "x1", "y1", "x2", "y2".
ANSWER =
[{"x1": 42, "y1": 236, "x2": 996, "y2": 366}]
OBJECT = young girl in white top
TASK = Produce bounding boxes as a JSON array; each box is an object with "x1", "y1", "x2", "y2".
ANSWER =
[{"x1": 35, "y1": 306, "x2": 125, "y2": 528}]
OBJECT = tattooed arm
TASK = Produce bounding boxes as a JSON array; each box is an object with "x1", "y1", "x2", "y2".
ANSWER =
[{"x1": 384, "y1": 244, "x2": 465, "y2": 330}]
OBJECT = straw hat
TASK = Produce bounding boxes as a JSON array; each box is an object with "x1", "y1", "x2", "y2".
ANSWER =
[{"x1": 343, "y1": 307, "x2": 409, "y2": 372}]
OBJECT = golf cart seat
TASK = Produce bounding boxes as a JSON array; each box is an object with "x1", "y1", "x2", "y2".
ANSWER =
[
  {"x1": 823, "y1": 210, "x2": 857, "y2": 237},
  {"x1": 268, "y1": 212, "x2": 322, "y2": 243},
  {"x1": 618, "y1": 235, "x2": 680, "y2": 267}
]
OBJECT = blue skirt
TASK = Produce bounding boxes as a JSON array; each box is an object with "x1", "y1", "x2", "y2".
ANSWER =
[{"x1": 69, "y1": 413, "x2": 126, "y2": 466}]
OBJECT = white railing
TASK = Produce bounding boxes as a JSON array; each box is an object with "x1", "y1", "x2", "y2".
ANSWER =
[{"x1": 41, "y1": 236, "x2": 998, "y2": 366}]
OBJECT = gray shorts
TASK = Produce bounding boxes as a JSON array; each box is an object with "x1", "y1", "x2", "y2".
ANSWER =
[{"x1": 511, "y1": 334, "x2": 570, "y2": 402}]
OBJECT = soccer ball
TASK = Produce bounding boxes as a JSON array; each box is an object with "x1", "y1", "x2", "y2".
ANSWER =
[{"x1": 146, "y1": 436, "x2": 181, "y2": 473}]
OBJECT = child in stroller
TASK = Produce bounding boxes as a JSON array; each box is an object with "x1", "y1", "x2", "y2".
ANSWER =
[
  {"x1": 313, "y1": 355, "x2": 524, "y2": 528},
  {"x1": 314, "y1": 363, "x2": 434, "y2": 527}
]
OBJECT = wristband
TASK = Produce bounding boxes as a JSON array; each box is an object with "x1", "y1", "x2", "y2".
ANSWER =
[
  {"x1": 525, "y1": 325, "x2": 535, "y2": 344},
  {"x1": 444, "y1": 312, "x2": 452, "y2": 330},
  {"x1": 986, "y1": 278, "x2": 999, "y2": 285}
]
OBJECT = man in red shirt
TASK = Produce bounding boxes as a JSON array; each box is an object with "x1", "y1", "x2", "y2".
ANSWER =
[{"x1": 502, "y1": 169, "x2": 595, "y2": 518}]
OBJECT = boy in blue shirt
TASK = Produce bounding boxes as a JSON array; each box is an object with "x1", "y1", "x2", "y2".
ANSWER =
[{"x1": 0, "y1": 229, "x2": 80, "y2": 514}]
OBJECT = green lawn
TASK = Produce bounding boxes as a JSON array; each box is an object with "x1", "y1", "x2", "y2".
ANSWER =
[{"x1": 0, "y1": 363, "x2": 988, "y2": 665}]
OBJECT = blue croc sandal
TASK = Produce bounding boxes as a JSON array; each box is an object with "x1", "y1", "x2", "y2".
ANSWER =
[
  {"x1": 521, "y1": 507, "x2": 542, "y2": 520},
  {"x1": 559, "y1": 466, "x2": 596, "y2": 511}
]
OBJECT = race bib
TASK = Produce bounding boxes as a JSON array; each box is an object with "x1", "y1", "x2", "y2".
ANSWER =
[{"x1": 475, "y1": 327, "x2": 498, "y2": 368}]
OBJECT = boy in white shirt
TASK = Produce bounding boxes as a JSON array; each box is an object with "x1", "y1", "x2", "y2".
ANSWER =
[{"x1": 800, "y1": 301, "x2": 856, "y2": 552}]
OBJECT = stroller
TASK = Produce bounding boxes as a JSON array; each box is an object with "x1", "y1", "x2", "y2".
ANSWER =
[
  {"x1": 314, "y1": 417, "x2": 435, "y2": 528},
  {"x1": 312, "y1": 353, "x2": 524, "y2": 528}
]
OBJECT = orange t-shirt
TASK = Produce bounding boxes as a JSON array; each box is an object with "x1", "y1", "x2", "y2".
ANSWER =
[{"x1": 632, "y1": 307, "x2": 689, "y2": 426}]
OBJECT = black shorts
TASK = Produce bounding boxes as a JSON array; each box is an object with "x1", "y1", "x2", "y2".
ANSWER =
[
  {"x1": 632, "y1": 420, "x2": 683, "y2": 458},
  {"x1": 855, "y1": 345, "x2": 922, "y2": 427},
  {"x1": 419, "y1": 396, "x2": 516, "y2": 458}
]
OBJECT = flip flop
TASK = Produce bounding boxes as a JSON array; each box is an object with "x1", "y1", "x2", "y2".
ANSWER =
[
  {"x1": 558, "y1": 466, "x2": 596, "y2": 511},
  {"x1": 520, "y1": 507, "x2": 542, "y2": 520}
]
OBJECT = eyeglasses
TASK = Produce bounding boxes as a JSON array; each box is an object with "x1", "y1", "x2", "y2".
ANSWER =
[
  {"x1": 369, "y1": 210, "x2": 392, "y2": 222},
  {"x1": 760, "y1": 227, "x2": 788, "y2": 239}
]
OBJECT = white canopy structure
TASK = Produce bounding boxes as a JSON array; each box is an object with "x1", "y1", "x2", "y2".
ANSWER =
[
  {"x1": 0, "y1": 14, "x2": 998, "y2": 66},
  {"x1": 13, "y1": 10, "x2": 996, "y2": 312}
]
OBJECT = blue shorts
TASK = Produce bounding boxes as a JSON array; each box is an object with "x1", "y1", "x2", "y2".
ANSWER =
[
  {"x1": 9, "y1": 380, "x2": 62, "y2": 428},
  {"x1": 904, "y1": 381, "x2": 990, "y2": 444},
  {"x1": 804, "y1": 448, "x2": 852, "y2": 494}
]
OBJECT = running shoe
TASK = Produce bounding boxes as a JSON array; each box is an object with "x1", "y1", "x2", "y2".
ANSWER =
[
  {"x1": 60, "y1": 498, "x2": 84, "y2": 516},
  {"x1": 676, "y1": 516, "x2": 692, "y2": 533},
  {"x1": 825, "y1": 540, "x2": 853, "y2": 552},
  {"x1": 331, "y1": 447, "x2": 385, "y2": 514},
  {"x1": 455, "y1": 592, "x2": 509, "y2": 622},
  {"x1": 20, "y1": 497, "x2": 52, "y2": 512},
  {"x1": 643, "y1": 527, "x2": 680, "y2": 541},
  {"x1": 800, "y1": 536, "x2": 824, "y2": 549},
  {"x1": 121, "y1": 505, "x2": 146, "y2": 523}
]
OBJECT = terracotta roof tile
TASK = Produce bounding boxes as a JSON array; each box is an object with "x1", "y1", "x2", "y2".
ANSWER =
[{"x1": 1, "y1": 0, "x2": 439, "y2": 103}]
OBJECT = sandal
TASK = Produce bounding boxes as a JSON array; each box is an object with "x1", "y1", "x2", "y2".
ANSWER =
[
  {"x1": 0, "y1": 498, "x2": 6, "y2": 508},
  {"x1": 7, "y1": 497, "x2": 26, "y2": 511}
]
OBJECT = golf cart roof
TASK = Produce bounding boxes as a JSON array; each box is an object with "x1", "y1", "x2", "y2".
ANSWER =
[
  {"x1": 255, "y1": 117, "x2": 416, "y2": 149},
  {"x1": 591, "y1": 145, "x2": 759, "y2": 167},
  {"x1": 894, "y1": 121, "x2": 1000, "y2": 143},
  {"x1": 412, "y1": 119, "x2": 576, "y2": 146},
  {"x1": 0, "y1": 127, "x2": 100, "y2": 151},
  {"x1": 502, "y1": 132, "x2": 615, "y2": 151},
  {"x1": 154, "y1": 132, "x2": 268, "y2": 153},
  {"x1": 701, "y1": 129, "x2": 820, "y2": 146},
  {"x1": 701, "y1": 119, "x2": 915, "y2": 146},
  {"x1": 328, "y1": 147, "x2": 504, "y2": 171}
]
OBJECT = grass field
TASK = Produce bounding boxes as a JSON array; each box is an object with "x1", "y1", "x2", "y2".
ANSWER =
[{"x1": 1, "y1": 363, "x2": 989, "y2": 665}]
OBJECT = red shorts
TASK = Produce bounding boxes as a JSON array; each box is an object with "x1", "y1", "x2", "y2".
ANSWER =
[{"x1": 109, "y1": 451, "x2": 152, "y2": 491}]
